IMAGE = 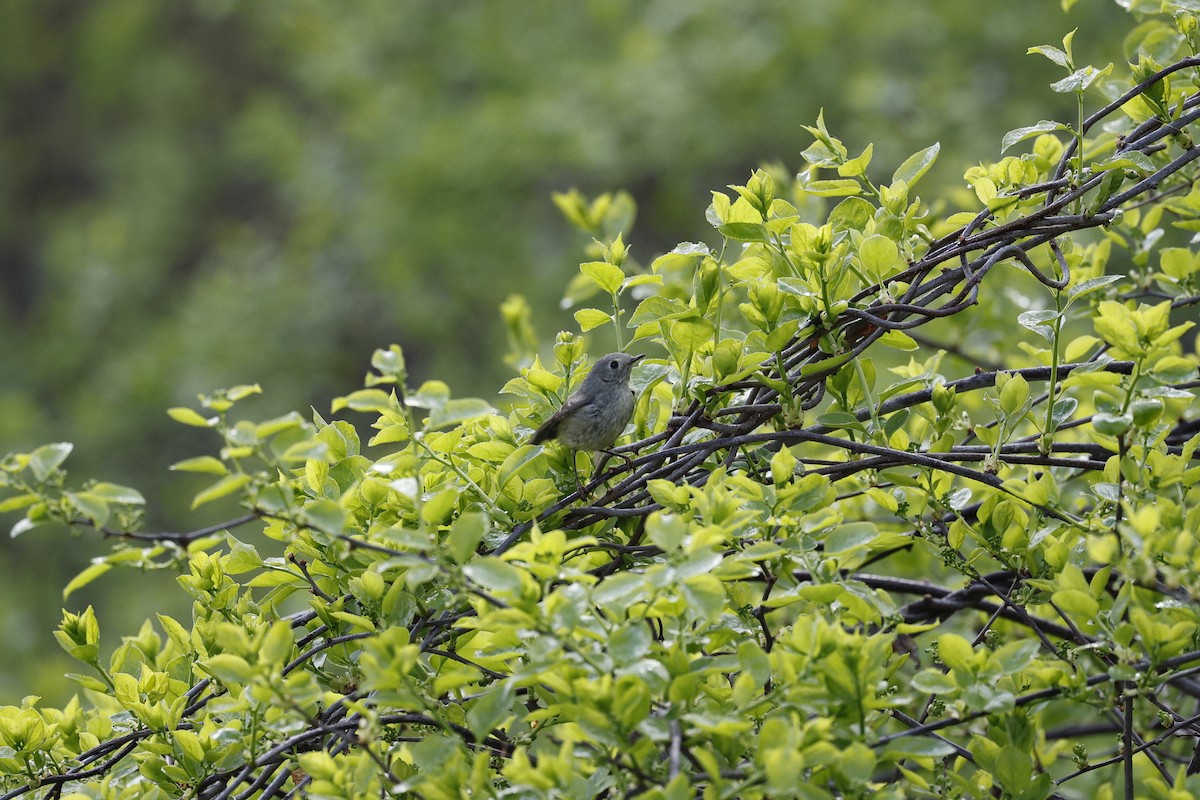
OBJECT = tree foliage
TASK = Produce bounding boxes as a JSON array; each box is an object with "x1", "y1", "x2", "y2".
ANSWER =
[
  {"x1": 0, "y1": 0, "x2": 1132, "y2": 704},
  {"x1": 10, "y1": 5, "x2": 1200, "y2": 800}
]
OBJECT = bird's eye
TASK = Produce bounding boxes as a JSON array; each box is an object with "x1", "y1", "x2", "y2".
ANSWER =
[{"x1": 610, "y1": 359, "x2": 619, "y2": 368}]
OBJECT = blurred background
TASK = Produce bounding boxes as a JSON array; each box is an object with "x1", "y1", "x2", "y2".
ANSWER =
[{"x1": 0, "y1": 1, "x2": 1130, "y2": 701}]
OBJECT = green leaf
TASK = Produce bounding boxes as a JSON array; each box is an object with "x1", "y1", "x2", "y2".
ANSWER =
[
  {"x1": 304, "y1": 500, "x2": 347, "y2": 535},
  {"x1": 1161, "y1": 248, "x2": 1200, "y2": 281},
  {"x1": 1093, "y1": 302, "x2": 1139, "y2": 352},
  {"x1": 1017, "y1": 309, "x2": 1060, "y2": 342},
  {"x1": 669, "y1": 316, "x2": 715, "y2": 351},
  {"x1": 1051, "y1": 588, "x2": 1099, "y2": 617},
  {"x1": 448, "y1": 512, "x2": 487, "y2": 565},
  {"x1": 859, "y1": 234, "x2": 900, "y2": 276},
  {"x1": 799, "y1": 350, "x2": 855, "y2": 378},
  {"x1": 937, "y1": 634, "x2": 975, "y2": 671},
  {"x1": 66, "y1": 492, "x2": 110, "y2": 527},
  {"x1": 468, "y1": 440, "x2": 514, "y2": 462},
  {"x1": 1131, "y1": 397, "x2": 1164, "y2": 427},
  {"x1": 770, "y1": 446, "x2": 796, "y2": 485},
  {"x1": 682, "y1": 574, "x2": 725, "y2": 622},
  {"x1": 837, "y1": 743, "x2": 877, "y2": 783},
  {"x1": 836, "y1": 143, "x2": 873, "y2": 177},
  {"x1": 652, "y1": 245, "x2": 707, "y2": 273},
  {"x1": 89, "y1": 483, "x2": 145, "y2": 505},
  {"x1": 0, "y1": 494, "x2": 39, "y2": 514},
  {"x1": 777, "y1": 277, "x2": 816, "y2": 297},
  {"x1": 1067, "y1": 274, "x2": 1123, "y2": 301},
  {"x1": 999, "y1": 373, "x2": 1030, "y2": 416},
  {"x1": 574, "y1": 308, "x2": 613, "y2": 332},
  {"x1": 825, "y1": 521, "x2": 879, "y2": 552},
  {"x1": 463, "y1": 558, "x2": 524, "y2": 595},
  {"x1": 994, "y1": 746, "x2": 1033, "y2": 791},
  {"x1": 370, "y1": 345, "x2": 406, "y2": 379},
  {"x1": 259, "y1": 621, "x2": 296, "y2": 665},
  {"x1": 1150, "y1": 355, "x2": 1197, "y2": 383},
  {"x1": 170, "y1": 456, "x2": 228, "y2": 475},
  {"x1": 332, "y1": 388, "x2": 396, "y2": 414},
  {"x1": 1027, "y1": 44, "x2": 1069, "y2": 67},
  {"x1": 167, "y1": 407, "x2": 216, "y2": 428},
  {"x1": 497, "y1": 444, "x2": 540, "y2": 489},
  {"x1": 829, "y1": 197, "x2": 876, "y2": 232},
  {"x1": 718, "y1": 222, "x2": 767, "y2": 242},
  {"x1": 428, "y1": 398, "x2": 495, "y2": 430},
  {"x1": 738, "y1": 641, "x2": 772, "y2": 684},
  {"x1": 368, "y1": 422, "x2": 411, "y2": 447},
  {"x1": 580, "y1": 261, "x2": 626, "y2": 294},
  {"x1": 199, "y1": 653, "x2": 254, "y2": 685},
  {"x1": 331, "y1": 611, "x2": 376, "y2": 632},
  {"x1": 1050, "y1": 63, "x2": 1112, "y2": 94},
  {"x1": 883, "y1": 736, "x2": 958, "y2": 759},
  {"x1": 891, "y1": 142, "x2": 940, "y2": 187},
  {"x1": 1051, "y1": 396, "x2": 1078, "y2": 427},
  {"x1": 552, "y1": 188, "x2": 590, "y2": 230},
  {"x1": 1093, "y1": 411, "x2": 1132, "y2": 437},
  {"x1": 466, "y1": 680, "x2": 515, "y2": 741},
  {"x1": 878, "y1": 329, "x2": 918, "y2": 350},
  {"x1": 224, "y1": 541, "x2": 262, "y2": 574},
  {"x1": 991, "y1": 640, "x2": 1039, "y2": 673},
  {"x1": 157, "y1": 614, "x2": 192, "y2": 652},
  {"x1": 814, "y1": 411, "x2": 863, "y2": 429},
  {"x1": 609, "y1": 624, "x2": 651, "y2": 664},
  {"x1": 407, "y1": 380, "x2": 450, "y2": 411},
  {"x1": 910, "y1": 669, "x2": 957, "y2": 694},
  {"x1": 801, "y1": 179, "x2": 862, "y2": 197},
  {"x1": 226, "y1": 384, "x2": 263, "y2": 401},
  {"x1": 647, "y1": 479, "x2": 687, "y2": 509},
  {"x1": 173, "y1": 729, "x2": 205, "y2": 764},
  {"x1": 191, "y1": 473, "x2": 253, "y2": 509},
  {"x1": 1093, "y1": 151, "x2": 1156, "y2": 174},
  {"x1": 646, "y1": 511, "x2": 687, "y2": 551},
  {"x1": 622, "y1": 273, "x2": 663, "y2": 291},
  {"x1": 789, "y1": 473, "x2": 833, "y2": 511},
  {"x1": 592, "y1": 571, "x2": 645, "y2": 610},
  {"x1": 29, "y1": 442, "x2": 73, "y2": 482},
  {"x1": 628, "y1": 295, "x2": 691, "y2": 327},
  {"x1": 63, "y1": 673, "x2": 109, "y2": 693},
  {"x1": 63, "y1": 562, "x2": 112, "y2": 600},
  {"x1": 792, "y1": 584, "x2": 843, "y2": 604},
  {"x1": 1001, "y1": 120, "x2": 1068, "y2": 154}
]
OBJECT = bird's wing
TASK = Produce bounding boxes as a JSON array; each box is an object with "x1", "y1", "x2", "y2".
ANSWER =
[{"x1": 530, "y1": 393, "x2": 586, "y2": 444}]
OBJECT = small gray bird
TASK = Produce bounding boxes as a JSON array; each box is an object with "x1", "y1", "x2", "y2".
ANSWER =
[{"x1": 531, "y1": 352, "x2": 644, "y2": 453}]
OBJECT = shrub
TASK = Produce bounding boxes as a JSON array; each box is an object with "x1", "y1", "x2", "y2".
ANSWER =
[{"x1": 7, "y1": 9, "x2": 1200, "y2": 800}]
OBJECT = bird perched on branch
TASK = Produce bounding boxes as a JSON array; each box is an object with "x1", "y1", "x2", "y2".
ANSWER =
[{"x1": 531, "y1": 352, "x2": 644, "y2": 463}]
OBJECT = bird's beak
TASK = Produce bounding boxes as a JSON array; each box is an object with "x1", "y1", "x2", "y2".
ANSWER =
[{"x1": 631, "y1": 354, "x2": 646, "y2": 364}]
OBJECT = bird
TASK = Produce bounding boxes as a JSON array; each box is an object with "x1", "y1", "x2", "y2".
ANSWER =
[{"x1": 530, "y1": 353, "x2": 644, "y2": 472}]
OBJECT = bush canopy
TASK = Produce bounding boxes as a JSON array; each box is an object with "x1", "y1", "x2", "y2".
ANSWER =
[{"x1": 8, "y1": 5, "x2": 1200, "y2": 800}]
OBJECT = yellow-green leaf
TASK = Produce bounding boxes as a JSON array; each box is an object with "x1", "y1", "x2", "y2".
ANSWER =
[
  {"x1": 191, "y1": 474, "x2": 252, "y2": 509},
  {"x1": 170, "y1": 456, "x2": 228, "y2": 475},
  {"x1": 859, "y1": 234, "x2": 900, "y2": 276},
  {"x1": 574, "y1": 308, "x2": 612, "y2": 332},
  {"x1": 580, "y1": 261, "x2": 625, "y2": 294},
  {"x1": 168, "y1": 407, "x2": 216, "y2": 427},
  {"x1": 63, "y1": 563, "x2": 112, "y2": 600}
]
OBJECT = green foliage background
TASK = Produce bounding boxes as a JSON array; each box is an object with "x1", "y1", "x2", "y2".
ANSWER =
[{"x1": 0, "y1": 1, "x2": 1128, "y2": 706}]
